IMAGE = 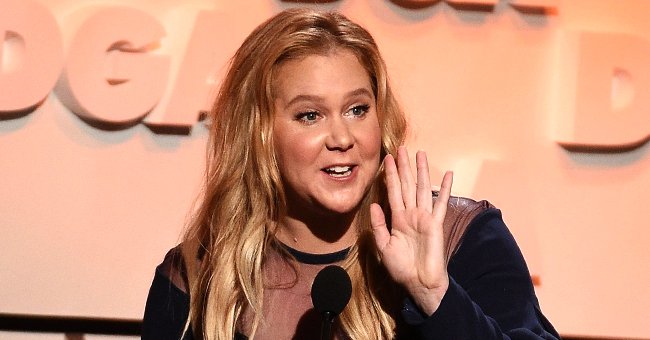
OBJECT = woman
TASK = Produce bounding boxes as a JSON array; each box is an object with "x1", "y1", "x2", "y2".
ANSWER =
[{"x1": 143, "y1": 8, "x2": 560, "y2": 340}]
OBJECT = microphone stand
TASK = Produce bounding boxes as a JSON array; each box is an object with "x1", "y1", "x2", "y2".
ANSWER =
[{"x1": 320, "y1": 311, "x2": 335, "y2": 340}]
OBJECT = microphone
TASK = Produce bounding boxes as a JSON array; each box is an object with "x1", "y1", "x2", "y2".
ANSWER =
[{"x1": 310, "y1": 265, "x2": 352, "y2": 340}]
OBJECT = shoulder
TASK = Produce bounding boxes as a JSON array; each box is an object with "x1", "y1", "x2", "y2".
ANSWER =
[
  {"x1": 452, "y1": 207, "x2": 523, "y2": 264},
  {"x1": 433, "y1": 191, "x2": 531, "y2": 282},
  {"x1": 142, "y1": 246, "x2": 193, "y2": 339},
  {"x1": 433, "y1": 191, "x2": 495, "y2": 262},
  {"x1": 445, "y1": 201, "x2": 533, "y2": 290},
  {"x1": 156, "y1": 245, "x2": 190, "y2": 294}
]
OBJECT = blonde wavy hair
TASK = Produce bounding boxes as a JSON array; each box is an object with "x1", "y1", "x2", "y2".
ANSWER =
[{"x1": 182, "y1": 8, "x2": 407, "y2": 339}]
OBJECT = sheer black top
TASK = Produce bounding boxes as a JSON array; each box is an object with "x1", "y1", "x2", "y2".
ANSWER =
[{"x1": 142, "y1": 208, "x2": 560, "y2": 339}]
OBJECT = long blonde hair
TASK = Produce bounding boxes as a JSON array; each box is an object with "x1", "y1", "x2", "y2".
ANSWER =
[{"x1": 183, "y1": 8, "x2": 407, "y2": 339}]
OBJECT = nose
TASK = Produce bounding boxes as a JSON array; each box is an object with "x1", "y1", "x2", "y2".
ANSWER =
[{"x1": 325, "y1": 116, "x2": 354, "y2": 152}]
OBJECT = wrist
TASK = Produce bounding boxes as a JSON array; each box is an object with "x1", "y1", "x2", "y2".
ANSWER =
[{"x1": 404, "y1": 276, "x2": 449, "y2": 316}]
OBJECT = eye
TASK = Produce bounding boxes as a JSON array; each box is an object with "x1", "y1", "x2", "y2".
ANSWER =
[
  {"x1": 347, "y1": 104, "x2": 370, "y2": 118},
  {"x1": 296, "y1": 111, "x2": 320, "y2": 124}
]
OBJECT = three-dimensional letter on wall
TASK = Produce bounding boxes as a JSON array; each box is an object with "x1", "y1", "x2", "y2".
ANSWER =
[
  {"x1": 0, "y1": 0, "x2": 63, "y2": 115},
  {"x1": 144, "y1": 10, "x2": 225, "y2": 134},
  {"x1": 54, "y1": 6, "x2": 170, "y2": 128},
  {"x1": 557, "y1": 31, "x2": 650, "y2": 151}
]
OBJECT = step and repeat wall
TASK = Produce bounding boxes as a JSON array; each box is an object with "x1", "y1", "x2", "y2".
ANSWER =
[{"x1": 1, "y1": 0, "x2": 649, "y2": 338}]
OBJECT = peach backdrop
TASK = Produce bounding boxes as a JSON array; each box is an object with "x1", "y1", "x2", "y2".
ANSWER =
[{"x1": 1, "y1": 0, "x2": 649, "y2": 339}]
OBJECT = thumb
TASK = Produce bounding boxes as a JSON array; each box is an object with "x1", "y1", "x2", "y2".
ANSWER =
[{"x1": 370, "y1": 203, "x2": 390, "y2": 253}]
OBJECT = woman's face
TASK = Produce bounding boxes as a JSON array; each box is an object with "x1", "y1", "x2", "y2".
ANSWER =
[{"x1": 272, "y1": 49, "x2": 382, "y2": 216}]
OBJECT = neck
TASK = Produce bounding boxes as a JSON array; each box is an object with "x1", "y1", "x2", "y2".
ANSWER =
[{"x1": 277, "y1": 207, "x2": 358, "y2": 254}]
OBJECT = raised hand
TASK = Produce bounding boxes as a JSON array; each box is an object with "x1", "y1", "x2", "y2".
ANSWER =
[{"x1": 370, "y1": 147, "x2": 453, "y2": 315}]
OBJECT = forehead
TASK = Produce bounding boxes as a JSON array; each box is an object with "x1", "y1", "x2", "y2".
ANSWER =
[{"x1": 271, "y1": 49, "x2": 372, "y2": 99}]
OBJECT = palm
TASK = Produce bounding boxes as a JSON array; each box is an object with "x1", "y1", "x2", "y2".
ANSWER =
[
  {"x1": 370, "y1": 147, "x2": 453, "y2": 314},
  {"x1": 378, "y1": 211, "x2": 442, "y2": 286}
]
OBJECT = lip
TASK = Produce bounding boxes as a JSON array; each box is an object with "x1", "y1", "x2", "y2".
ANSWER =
[
  {"x1": 320, "y1": 164, "x2": 358, "y2": 181},
  {"x1": 321, "y1": 163, "x2": 357, "y2": 170}
]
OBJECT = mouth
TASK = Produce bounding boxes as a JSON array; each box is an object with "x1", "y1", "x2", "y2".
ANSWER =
[{"x1": 322, "y1": 165, "x2": 355, "y2": 178}]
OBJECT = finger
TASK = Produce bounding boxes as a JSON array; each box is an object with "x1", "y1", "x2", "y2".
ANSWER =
[
  {"x1": 396, "y1": 146, "x2": 416, "y2": 208},
  {"x1": 384, "y1": 154, "x2": 405, "y2": 212},
  {"x1": 432, "y1": 171, "x2": 453, "y2": 225},
  {"x1": 415, "y1": 150, "x2": 433, "y2": 213},
  {"x1": 370, "y1": 203, "x2": 390, "y2": 253}
]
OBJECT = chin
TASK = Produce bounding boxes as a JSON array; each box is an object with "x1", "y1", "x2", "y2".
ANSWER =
[
  {"x1": 317, "y1": 197, "x2": 365, "y2": 215},
  {"x1": 323, "y1": 205, "x2": 358, "y2": 215}
]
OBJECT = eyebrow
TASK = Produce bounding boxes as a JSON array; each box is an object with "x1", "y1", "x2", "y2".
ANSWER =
[{"x1": 285, "y1": 88, "x2": 374, "y2": 107}]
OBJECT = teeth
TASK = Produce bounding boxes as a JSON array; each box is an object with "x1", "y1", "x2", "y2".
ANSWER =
[
  {"x1": 325, "y1": 166, "x2": 352, "y2": 177},
  {"x1": 329, "y1": 166, "x2": 350, "y2": 173}
]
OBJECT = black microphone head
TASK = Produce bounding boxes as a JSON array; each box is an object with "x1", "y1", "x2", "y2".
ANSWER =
[{"x1": 311, "y1": 265, "x2": 352, "y2": 315}]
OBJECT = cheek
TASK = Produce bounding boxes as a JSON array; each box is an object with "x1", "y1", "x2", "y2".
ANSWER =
[
  {"x1": 274, "y1": 127, "x2": 322, "y2": 172},
  {"x1": 359, "y1": 121, "x2": 382, "y2": 162}
]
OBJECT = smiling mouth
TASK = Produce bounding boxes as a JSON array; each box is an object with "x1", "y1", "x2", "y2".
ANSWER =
[{"x1": 323, "y1": 165, "x2": 354, "y2": 177}]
